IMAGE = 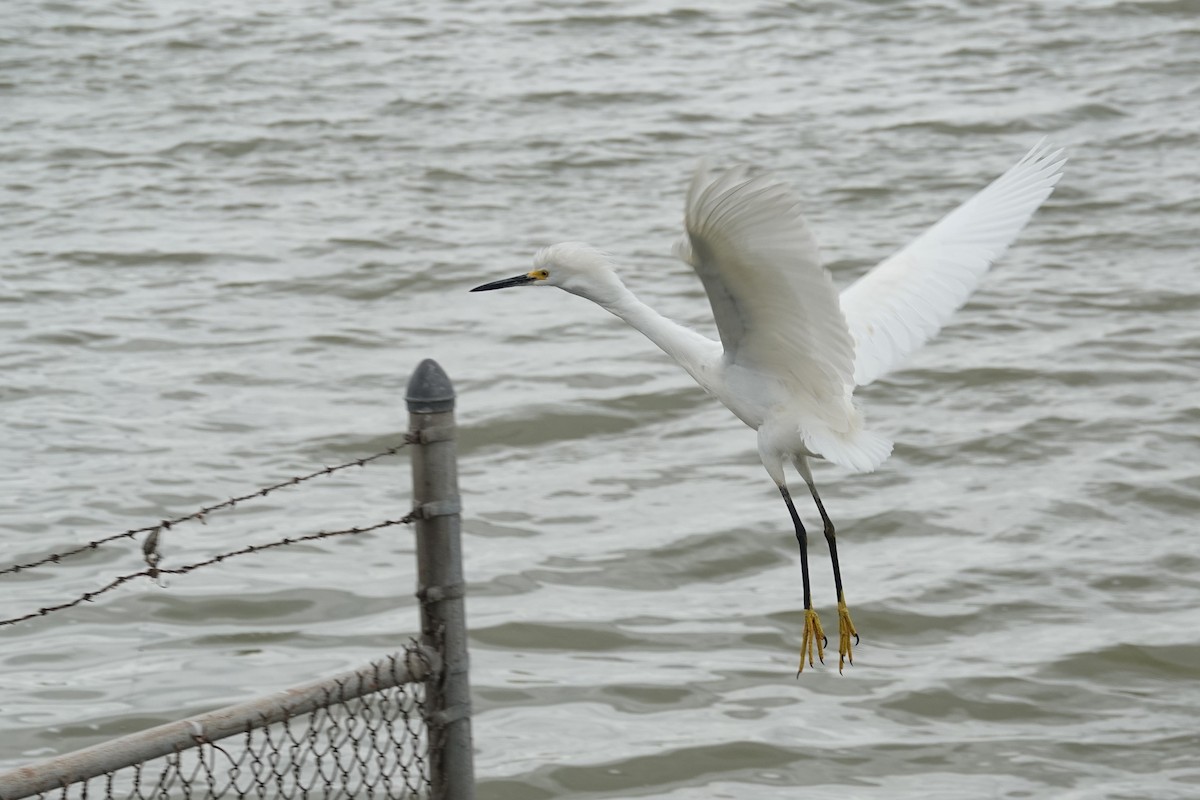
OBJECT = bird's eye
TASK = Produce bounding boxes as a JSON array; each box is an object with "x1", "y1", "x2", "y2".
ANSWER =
[{"x1": 531, "y1": 269, "x2": 550, "y2": 280}]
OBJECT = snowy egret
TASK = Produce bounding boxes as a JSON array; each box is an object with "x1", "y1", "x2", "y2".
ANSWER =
[{"x1": 471, "y1": 141, "x2": 1066, "y2": 673}]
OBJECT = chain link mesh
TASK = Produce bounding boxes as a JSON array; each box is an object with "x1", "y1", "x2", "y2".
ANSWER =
[{"x1": 27, "y1": 647, "x2": 434, "y2": 800}]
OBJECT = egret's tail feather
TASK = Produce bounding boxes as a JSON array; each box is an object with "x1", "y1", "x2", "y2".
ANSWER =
[{"x1": 803, "y1": 426, "x2": 893, "y2": 473}]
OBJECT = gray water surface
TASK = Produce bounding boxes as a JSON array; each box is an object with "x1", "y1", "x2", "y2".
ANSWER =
[{"x1": 3, "y1": 1, "x2": 1199, "y2": 798}]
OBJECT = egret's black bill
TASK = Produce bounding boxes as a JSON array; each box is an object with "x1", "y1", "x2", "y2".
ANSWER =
[{"x1": 470, "y1": 274, "x2": 535, "y2": 292}]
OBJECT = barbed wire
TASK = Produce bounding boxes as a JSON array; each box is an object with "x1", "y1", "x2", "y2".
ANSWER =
[
  {"x1": 0, "y1": 514, "x2": 416, "y2": 627},
  {"x1": 0, "y1": 441, "x2": 412, "y2": 578}
]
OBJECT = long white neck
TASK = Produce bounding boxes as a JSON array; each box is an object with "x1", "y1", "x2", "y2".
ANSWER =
[{"x1": 592, "y1": 279, "x2": 722, "y2": 388}]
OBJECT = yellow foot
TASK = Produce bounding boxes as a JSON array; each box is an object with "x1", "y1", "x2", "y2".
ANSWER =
[
  {"x1": 797, "y1": 607, "x2": 826, "y2": 675},
  {"x1": 837, "y1": 597, "x2": 859, "y2": 674}
]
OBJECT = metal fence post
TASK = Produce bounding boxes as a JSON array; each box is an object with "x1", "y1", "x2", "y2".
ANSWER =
[{"x1": 406, "y1": 359, "x2": 475, "y2": 800}]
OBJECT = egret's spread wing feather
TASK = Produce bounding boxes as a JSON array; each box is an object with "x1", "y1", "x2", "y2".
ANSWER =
[
  {"x1": 677, "y1": 163, "x2": 857, "y2": 399},
  {"x1": 840, "y1": 140, "x2": 1066, "y2": 386}
]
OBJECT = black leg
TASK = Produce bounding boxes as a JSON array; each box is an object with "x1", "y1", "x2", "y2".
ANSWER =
[
  {"x1": 779, "y1": 485, "x2": 812, "y2": 611},
  {"x1": 807, "y1": 480, "x2": 859, "y2": 671},
  {"x1": 780, "y1": 485, "x2": 825, "y2": 672}
]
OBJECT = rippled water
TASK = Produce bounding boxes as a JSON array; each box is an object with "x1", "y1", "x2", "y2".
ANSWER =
[{"x1": 3, "y1": 1, "x2": 1199, "y2": 797}]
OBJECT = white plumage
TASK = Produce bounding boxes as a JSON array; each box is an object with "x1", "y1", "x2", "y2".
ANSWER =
[
  {"x1": 842, "y1": 141, "x2": 1066, "y2": 386},
  {"x1": 472, "y1": 140, "x2": 1066, "y2": 672}
]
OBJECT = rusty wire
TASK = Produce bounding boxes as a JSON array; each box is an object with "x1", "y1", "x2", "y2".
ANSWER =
[
  {"x1": 0, "y1": 441, "x2": 412, "y2": 578},
  {"x1": 0, "y1": 515, "x2": 417, "y2": 628}
]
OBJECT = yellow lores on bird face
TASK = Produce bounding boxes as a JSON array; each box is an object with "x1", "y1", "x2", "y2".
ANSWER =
[{"x1": 528, "y1": 269, "x2": 550, "y2": 281}]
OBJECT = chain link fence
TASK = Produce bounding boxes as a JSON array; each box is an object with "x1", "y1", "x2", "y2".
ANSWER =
[
  {"x1": 2, "y1": 646, "x2": 438, "y2": 800},
  {"x1": 0, "y1": 359, "x2": 474, "y2": 800}
]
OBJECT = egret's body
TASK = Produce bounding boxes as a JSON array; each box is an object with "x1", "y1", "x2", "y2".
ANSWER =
[{"x1": 473, "y1": 141, "x2": 1066, "y2": 672}]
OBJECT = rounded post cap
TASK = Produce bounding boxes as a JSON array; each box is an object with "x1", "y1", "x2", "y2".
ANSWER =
[{"x1": 406, "y1": 358, "x2": 456, "y2": 413}]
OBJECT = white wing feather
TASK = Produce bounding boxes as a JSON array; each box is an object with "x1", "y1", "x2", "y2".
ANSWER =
[
  {"x1": 840, "y1": 140, "x2": 1066, "y2": 386},
  {"x1": 677, "y1": 164, "x2": 894, "y2": 472},
  {"x1": 676, "y1": 163, "x2": 856, "y2": 397}
]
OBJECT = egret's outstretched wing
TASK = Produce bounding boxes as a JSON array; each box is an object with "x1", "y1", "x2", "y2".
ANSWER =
[
  {"x1": 840, "y1": 140, "x2": 1066, "y2": 386},
  {"x1": 675, "y1": 163, "x2": 856, "y2": 395}
]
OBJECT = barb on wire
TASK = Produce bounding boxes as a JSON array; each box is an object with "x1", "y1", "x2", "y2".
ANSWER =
[
  {"x1": 1, "y1": 441, "x2": 412, "y2": 578},
  {"x1": 0, "y1": 514, "x2": 416, "y2": 627}
]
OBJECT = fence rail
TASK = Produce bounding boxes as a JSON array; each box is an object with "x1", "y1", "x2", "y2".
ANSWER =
[
  {"x1": 0, "y1": 358, "x2": 475, "y2": 800},
  {"x1": 0, "y1": 647, "x2": 439, "y2": 800}
]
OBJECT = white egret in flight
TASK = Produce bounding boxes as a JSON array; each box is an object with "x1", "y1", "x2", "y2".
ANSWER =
[{"x1": 472, "y1": 141, "x2": 1066, "y2": 673}]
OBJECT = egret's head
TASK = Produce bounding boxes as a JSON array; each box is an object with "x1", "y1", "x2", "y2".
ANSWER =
[{"x1": 470, "y1": 242, "x2": 625, "y2": 305}]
